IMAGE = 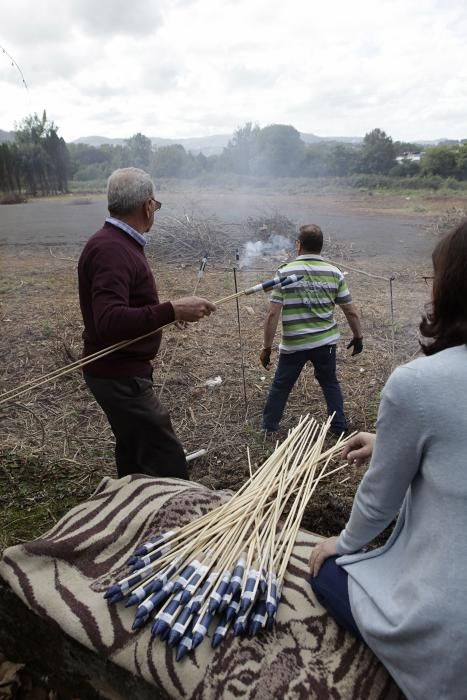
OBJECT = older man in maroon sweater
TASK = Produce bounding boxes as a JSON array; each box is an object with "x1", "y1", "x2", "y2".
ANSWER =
[{"x1": 78, "y1": 167, "x2": 215, "y2": 479}]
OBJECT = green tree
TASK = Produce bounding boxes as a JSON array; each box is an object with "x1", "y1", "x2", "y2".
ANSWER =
[
  {"x1": 301, "y1": 143, "x2": 332, "y2": 176},
  {"x1": 0, "y1": 143, "x2": 21, "y2": 192},
  {"x1": 68, "y1": 143, "x2": 113, "y2": 180},
  {"x1": 393, "y1": 141, "x2": 422, "y2": 157},
  {"x1": 389, "y1": 159, "x2": 421, "y2": 177},
  {"x1": 252, "y1": 124, "x2": 305, "y2": 176},
  {"x1": 328, "y1": 144, "x2": 359, "y2": 176},
  {"x1": 105, "y1": 144, "x2": 131, "y2": 170},
  {"x1": 153, "y1": 144, "x2": 189, "y2": 177},
  {"x1": 223, "y1": 122, "x2": 260, "y2": 174},
  {"x1": 43, "y1": 130, "x2": 70, "y2": 192},
  {"x1": 456, "y1": 143, "x2": 467, "y2": 180},
  {"x1": 359, "y1": 128, "x2": 396, "y2": 174},
  {"x1": 125, "y1": 133, "x2": 153, "y2": 170},
  {"x1": 421, "y1": 146, "x2": 457, "y2": 178},
  {"x1": 13, "y1": 111, "x2": 69, "y2": 194}
]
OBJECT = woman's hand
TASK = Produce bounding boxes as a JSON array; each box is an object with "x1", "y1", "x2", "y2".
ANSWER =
[
  {"x1": 341, "y1": 432, "x2": 376, "y2": 467},
  {"x1": 309, "y1": 536, "x2": 338, "y2": 577}
]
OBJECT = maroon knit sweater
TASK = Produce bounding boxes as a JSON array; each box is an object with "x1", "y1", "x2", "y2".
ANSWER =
[{"x1": 78, "y1": 222, "x2": 175, "y2": 377}]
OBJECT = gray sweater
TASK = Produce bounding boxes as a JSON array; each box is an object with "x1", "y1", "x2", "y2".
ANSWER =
[{"x1": 336, "y1": 345, "x2": 467, "y2": 700}]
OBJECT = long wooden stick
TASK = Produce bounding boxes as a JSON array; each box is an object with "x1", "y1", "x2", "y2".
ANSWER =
[
  {"x1": 108, "y1": 418, "x2": 357, "y2": 655},
  {"x1": 0, "y1": 286, "x2": 278, "y2": 407}
]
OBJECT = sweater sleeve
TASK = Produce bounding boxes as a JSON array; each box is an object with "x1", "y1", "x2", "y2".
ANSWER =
[
  {"x1": 336, "y1": 365, "x2": 427, "y2": 555},
  {"x1": 89, "y1": 245, "x2": 174, "y2": 344}
]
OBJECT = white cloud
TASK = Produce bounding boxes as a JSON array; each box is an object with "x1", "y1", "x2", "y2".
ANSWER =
[
  {"x1": 71, "y1": 0, "x2": 163, "y2": 36},
  {"x1": 1, "y1": 0, "x2": 467, "y2": 141}
]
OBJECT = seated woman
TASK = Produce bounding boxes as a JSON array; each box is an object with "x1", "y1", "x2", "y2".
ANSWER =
[{"x1": 309, "y1": 221, "x2": 467, "y2": 700}]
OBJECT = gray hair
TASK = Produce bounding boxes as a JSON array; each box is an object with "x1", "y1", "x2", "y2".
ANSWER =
[{"x1": 107, "y1": 168, "x2": 154, "y2": 216}]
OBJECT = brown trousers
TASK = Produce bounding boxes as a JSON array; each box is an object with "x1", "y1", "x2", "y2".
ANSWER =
[{"x1": 84, "y1": 374, "x2": 189, "y2": 480}]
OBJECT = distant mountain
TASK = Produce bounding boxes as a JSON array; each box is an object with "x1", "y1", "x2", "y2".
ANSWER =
[
  {"x1": 0, "y1": 129, "x2": 14, "y2": 144},
  {"x1": 73, "y1": 135, "x2": 127, "y2": 148},
  {"x1": 154, "y1": 134, "x2": 232, "y2": 156},
  {"x1": 72, "y1": 132, "x2": 365, "y2": 155},
  {"x1": 300, "y1": 132, "x2": 362, "y2": 144},
  {"x1": 70, "y1": 132, "x2": 455, "y2": 155},
  {"x1": 73, "y1": 134, "x2": 231, "y2": 156},
  {"x1": 319, "y1": 135, "x2": 363, "y2": 144}
]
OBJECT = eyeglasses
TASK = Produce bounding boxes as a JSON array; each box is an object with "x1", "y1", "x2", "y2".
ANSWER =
[
  {"x1": 150, "y1": 198, "x2": 162, "y2": 211},
  {"x1": 422, "y1": 275, "x2": 434, "y2": 285}
]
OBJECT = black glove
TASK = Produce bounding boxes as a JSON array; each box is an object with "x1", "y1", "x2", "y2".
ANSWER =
[
  {"x1": 347, "y1": 337, "x2": 363, "y2": 356},
  {"x1": 260, "y1": 347, "x2": 272, "y2": 369}
]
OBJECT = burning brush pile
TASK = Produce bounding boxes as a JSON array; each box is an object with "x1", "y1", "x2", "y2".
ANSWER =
[
  {"x1": 246, "y1": 214, "x2": 297, "y2": 240},
  {"x1": 148, "y1": 213, "x2": 246, "y2": 264},
  {"x1": 104, "y1": 417, "x2": 353, "y2": 660},
  {"x1": 240, "y1": 214, "x2": 296, "y2": 269},
  {"x1": 147, "y1": 212, "x2": 298, "y2": 266}
]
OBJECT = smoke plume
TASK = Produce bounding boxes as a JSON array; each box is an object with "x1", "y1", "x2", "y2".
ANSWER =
[{"x1": 239, "y1": 234, "x2": 292, "y2": 269}]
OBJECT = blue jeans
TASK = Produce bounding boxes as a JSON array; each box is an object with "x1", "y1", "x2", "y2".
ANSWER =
[
  {"x1": 310, "y1": 556, "x2": 364, "y2": 642},
  {"x1": 262, "y1": 345, "x2": 347, "y2": 433}
]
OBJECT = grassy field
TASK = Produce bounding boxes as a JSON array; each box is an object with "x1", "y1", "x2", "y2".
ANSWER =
[
  {"x1": 0, "y1": 237, "x2": 431, "y2": 552},
  {"x1": 68, "y1": 173, "x2": 467, "y2": 198},
  {"x1": 0, "y1": 190, "x2": 456, "y2": 697},
  {"x1": 2, "y1": 185, "x2": 466, "y2": 556}
]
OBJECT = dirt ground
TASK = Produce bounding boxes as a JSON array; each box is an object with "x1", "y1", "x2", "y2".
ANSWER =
[
  {"x1": 1, "y1": 187, "x2": 459, "y2": 699},
  {"x1": 0, "y1": 188, "x2": 449, "y2": 554},
  {"x1": 0, "y1": 187, "x2": 452, "y2": 258}
]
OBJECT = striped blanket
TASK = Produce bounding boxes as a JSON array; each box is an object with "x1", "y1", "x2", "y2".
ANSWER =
[{"x1": 0, "y1": 475, "x2": 403, "y2": 699}]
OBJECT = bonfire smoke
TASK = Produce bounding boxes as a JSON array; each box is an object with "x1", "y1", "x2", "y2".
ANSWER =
[{"x1": 239, "y1": 234, "x2": 292, "y2": 269}]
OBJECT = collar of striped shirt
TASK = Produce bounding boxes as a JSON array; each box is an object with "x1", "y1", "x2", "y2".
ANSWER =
[
  {"x1": 295, "y1": 254, "x2": 323, "y2": 260},
  {"x1": 105, "y1": 217, "x2": 147, "y2": 247}
]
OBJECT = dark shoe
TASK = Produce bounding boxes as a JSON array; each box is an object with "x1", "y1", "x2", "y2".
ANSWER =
[
  {"x1": 262, "y1": 427, "x2": 287, "y2": 440},
  {"x1": 330, "y1": 427, "x2": 348, "y2": 438}
]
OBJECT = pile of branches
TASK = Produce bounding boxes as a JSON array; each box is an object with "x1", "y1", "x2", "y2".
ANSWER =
[
  {"x1": 147, "y1": 212, "x2": 301, "y2": 266},
  {"x1": 246, "y1": 213, "x2": 297, "y2": 240},
  {"x1": 246, "y1": 213, "x2": 356, "y2": 260},
  {"x1": 148, "y1": 214, "x2": 247, "y2": 264}
]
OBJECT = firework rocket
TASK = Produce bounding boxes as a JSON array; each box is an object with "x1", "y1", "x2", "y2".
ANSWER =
[
  {"x1": 244, "y1": 273, "x2": 303, "y2": 295},
  {"x1": 103, "y1": 417, "x2": 355, "y2": 660}
]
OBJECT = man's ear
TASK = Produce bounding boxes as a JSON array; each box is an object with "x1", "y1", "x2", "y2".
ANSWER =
[{"x1": 143, "y1": 199, "x2": 152, "y2": 219}]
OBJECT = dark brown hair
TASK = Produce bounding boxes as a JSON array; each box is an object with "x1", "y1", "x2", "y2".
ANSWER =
[
  {"x1": 298, "y1": 224, "x2": 323, "y2": 253},
  {"x1": 420, "y1": 220, "x2": 467, "y2": 355}
]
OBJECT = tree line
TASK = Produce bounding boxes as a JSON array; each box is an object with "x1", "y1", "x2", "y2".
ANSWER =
[
  {"x1": 67, "y1": 125, "x2": 467, "y2": 183},
  {"x1": 0, "y1": 111, "x2": 69, "y2": 197},
  {"x1": 2, "y1": 115, "x2": 467, "y2": 197}
]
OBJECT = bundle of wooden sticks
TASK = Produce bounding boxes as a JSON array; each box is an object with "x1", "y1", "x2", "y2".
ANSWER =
[{"x1": 105, "y1": 416, "x2": 353, "y2": 659}]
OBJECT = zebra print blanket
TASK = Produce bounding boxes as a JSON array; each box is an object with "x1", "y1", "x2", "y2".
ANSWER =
[{"x1": 0, "y1": 475, "x2": 403, "y2": 699}]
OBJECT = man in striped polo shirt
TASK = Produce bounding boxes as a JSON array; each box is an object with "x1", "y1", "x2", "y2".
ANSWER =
[{"x1": 260, "y1": 224, "x2": 363, "y2": 435}]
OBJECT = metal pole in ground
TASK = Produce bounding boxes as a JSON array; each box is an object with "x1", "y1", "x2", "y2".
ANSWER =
[
  {"x1": 233, "y1": 249, "x2": 248, "y2": 414},
  {"x1": 389, "y1": 274, "x2": 396, "y2": 363}
]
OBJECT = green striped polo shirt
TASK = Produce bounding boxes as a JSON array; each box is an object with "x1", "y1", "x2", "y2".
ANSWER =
[{"x1": 271, "y1": 255, "x2": 352, "y2": 353}]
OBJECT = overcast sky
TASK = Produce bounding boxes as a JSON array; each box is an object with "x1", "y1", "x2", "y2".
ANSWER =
[{"x1": 1, "y1": 0, "x2": 466, "y2": 142}]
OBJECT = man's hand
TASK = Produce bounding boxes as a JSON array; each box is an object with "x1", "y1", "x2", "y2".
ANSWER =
[
  {"x1": 347, "y1": 336, "x2": 363, "y2": 356},
  {"x1": 341, "y1": 431, "x2": 375, "y2": 467},
  {"x1": 172, "y1": 296, "x2": 216, "y2": 322},
  {"x1": 260, "y1": 347, "x2": 272, "y2": 369},
  {"x1": 309, "y1": 536, "x2": 338, "y2": 577}
]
